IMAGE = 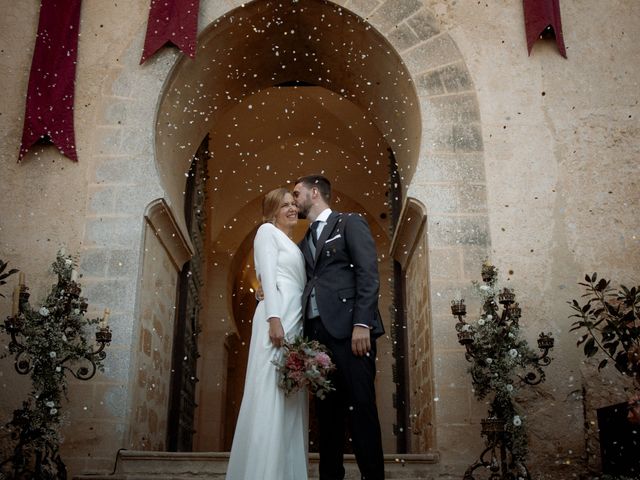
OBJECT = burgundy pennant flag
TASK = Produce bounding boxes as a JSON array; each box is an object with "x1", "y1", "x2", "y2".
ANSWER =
[
  {"x1": 523, "y1": 0, "x2": 567, "y2": 58},
  {"x1": 140, "y1": 0, "x2": 200, "y2": 64},
  {"x1": 19, "y1": 0, "x2": 82, "y2": 162}
]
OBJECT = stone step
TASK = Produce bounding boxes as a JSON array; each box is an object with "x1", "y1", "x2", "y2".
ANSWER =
[{"x1": 74, "y1": 450, "x2": 441, "y2": 480}]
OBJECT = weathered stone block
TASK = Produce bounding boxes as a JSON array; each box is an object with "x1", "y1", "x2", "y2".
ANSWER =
[
  {"x1": 387, "y1": 23, "x2": 421, "y2": 52},
  {"x1": 80, "y1": 248, "x2": 109, "y2": 277},
  {"x1": 345, "y1": 0, "x2": 380, "y2": 20},
  {"x1": 407, "y1": 9, "x2": 440, "y2": 41},
  {"x1": 461, "y1": 245, "x2": 491, "y2": 281},
  {"x1": 94, "y1": 156, "x2": 157, "y2": 184},
  {"x1": 409, "y1": 183, "x2": 455, "y2": 215},
  {"x1": 403, "y1": 34, "x2": 461, "y2": 76},
  {"x1": 458, "y1": 184, "x2": 487, "y2": 214},
  {"x1": 416, "y1": 70, "x2": 446, "y2": 96},
  {"x1": 107, "y1": 248, "x2": 140, "y2": 277},
  {"x1": 97, "y1": 98, "x2": 131, "y2": 127},
  {"x1": 458, "y1": 215, "x2": 490, "y2": 246},
  {"x1": 423, "y1": 93, "x2": 480, "y2": 126},
  {"x1": 436, "y1": 386, "x2": 472, "y2": 424},
  {"x1": 451, "y1": 123, "x2": 484, "y2": 152},
  {"x1": 86, "y1": 216, "x2": 142, "y2": 248},
  {"x1": 100, "y1": 346, "x2": 132, "y2": 383},
  {"x1": 428, "y1": 247, "x2": 461, "y2": 281},
  {"x1": 88, "y1": 185, "x2": 116, "y2": 214},
  {"x1": 96, "y1": 127, "x2": 124, "y2": 156},
  {"x1": 439, "y1": 62, "x2": 473, "y2": 93},
  {"x1": 417, "y1": 153, "x2": 486, "y2": 184},
  {"x1": 113, "y1": 185, "x2": 158, "y2": 215},
  {"x1": 82, "y1": 277, "x2": 138, "y2": 311},
  {"x1": 369, "y1": 0, "x2": 422, "y2": 33}
]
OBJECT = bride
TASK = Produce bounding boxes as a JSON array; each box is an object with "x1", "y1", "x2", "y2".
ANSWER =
[{"x1": 226, "y1": 187, "x2": 308, "y2": 480}]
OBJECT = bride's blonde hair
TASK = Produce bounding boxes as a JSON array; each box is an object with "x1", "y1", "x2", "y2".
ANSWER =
[{"x1": 262, "y1": 187, "x2": 291, "y2": 223}]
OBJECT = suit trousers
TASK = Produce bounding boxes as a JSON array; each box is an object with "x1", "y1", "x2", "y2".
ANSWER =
[{"x1": 308, "y1": 317, "x2": 385, "y2": 480}]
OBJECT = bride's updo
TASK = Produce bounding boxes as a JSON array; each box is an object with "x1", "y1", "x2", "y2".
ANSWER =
[{"x1": 262, "y1": 187, "x2": 290, "y2": 223}]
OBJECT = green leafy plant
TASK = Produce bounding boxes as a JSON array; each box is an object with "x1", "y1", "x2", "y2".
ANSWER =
[
  {"x1": 569, "y1": 273, "x2": 640, "y2": 387},
  {"x1": 0, "y1": 260, "x2": 19, "y2": 297}
]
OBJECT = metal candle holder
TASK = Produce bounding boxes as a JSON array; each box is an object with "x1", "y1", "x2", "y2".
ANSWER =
[
  {"x1": 451, "y1": 280, "x2": 554, "y2": 480},
  {"x1": 4, "y1": 283, "x2": 112, "y2": 381}
]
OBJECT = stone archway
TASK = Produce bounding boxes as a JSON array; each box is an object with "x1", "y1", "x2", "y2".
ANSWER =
[{"x1": 81, "y1": 0, "x2": 488, "y2": 469}]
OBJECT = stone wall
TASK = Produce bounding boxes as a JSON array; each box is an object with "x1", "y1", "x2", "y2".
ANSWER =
[
  {"x1": 128, "y1": 221, "x2": 179, "y2": 450},
  {"x1": 405, "y1": 232, "x2": 435, "y2": 453},
  {"x1": 0, "y1": 0, "x2": 638, "y2": 477}
]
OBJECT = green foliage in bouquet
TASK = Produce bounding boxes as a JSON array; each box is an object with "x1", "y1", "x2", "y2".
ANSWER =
[{"x1": 273, "y1": 337, "x2": 336, "y2": 400}]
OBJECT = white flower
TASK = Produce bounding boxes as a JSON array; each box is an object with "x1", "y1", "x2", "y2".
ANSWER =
[
  {"x1": 62, "y1": 334, "x2": 68, "y2": 342},
  {"x1": 506, "y1": 384, "x2": 514, "y2": 392},
  {"x1": 509, "y1": 349, "x2": 518, "y2": 358},
  {"x1": 478, "y1": 319, "x2": 485, "y2": 326},
  {"x1": 39, "y1": 307, "x2": 50, "y2": 317},
  {"x1": 74, "y1": 309, "x2": 80, "y2": 315},
  {"x1": 462, "y1": 324, "x2": 471, "y2": 332},
  {"x1": 46, "y1": 401, "x2": 55, "y2": 408},
  {"x1": 55, "y1": 366, "x2": 61, "y2": 372},
  {"x1": 486, "y1": 314, "x2": 493, "y2": 320},
  {"x1": 50, "y1": 408, "x2": 58, "y2": 415},
  {"x1": 49, "y1": 351, "x2": 57, "y2": 358},
  {"x1": 486, "y1": 358, "x2": 493, "y2": 364},
  {"x1": 479, "y1": 285, "x2": 490, "y2": 291},
  {"x1": 513, "y1": 415, "x2": 522, "y2": 426},
  {"x1": 64, "y1": 259, "x2": 72, "y2": 266}
]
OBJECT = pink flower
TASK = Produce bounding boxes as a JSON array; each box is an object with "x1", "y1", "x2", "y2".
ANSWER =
[{"x1": 315, "y1": 352, "x2": 332, "y2": 368}]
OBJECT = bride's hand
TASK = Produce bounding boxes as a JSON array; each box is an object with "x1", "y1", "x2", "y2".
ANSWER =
[{"x1": 268, "y1": 317, "x2": 285, "y2": 347}]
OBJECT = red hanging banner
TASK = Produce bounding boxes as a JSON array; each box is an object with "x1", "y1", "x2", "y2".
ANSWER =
[
  {"x1": 523, "y1": 0, "x2": 567, "y2": 58},
  {"x1": 140, "y1": 0, "x2": 200, "y2": 64},
  {"x1": 19, "y1": 0, "x2": 82, "y2": 162}
]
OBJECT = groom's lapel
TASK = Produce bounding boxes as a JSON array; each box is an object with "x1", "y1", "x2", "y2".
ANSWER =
[{"x1": 314, "y1": 212, "x2": 340, "y2": 263}]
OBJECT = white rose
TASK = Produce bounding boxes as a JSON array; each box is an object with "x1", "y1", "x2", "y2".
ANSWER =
[
  {"x1": 49, "y1": 351, "x2": 57, "y2": 358},
  {"x1": 39, "y1": 307, "x2": 50, "y2": 317},
  {"x1": 509, "y1": 349, "x2": 518, "y2": 358},
  {"x1": 513, "y1": 415, "x2": 522, "y2": 426},
  {"x1": 65, "y1": 259, "x2": 72, "y2": 265},
  {"x1": 46, "y1": 401, "x2": 55, "y2": 408},
  {"x1": 506, "y1": 384, "x2": 514, "y2": 392},
  {"x1": 486, "y1": 314, "x2": 493, "y2": 320},
  {"x1": 486, "y1": 358, "x2": 493, "y2": 364},
  {"x1": 50, "y1": 408, "x2": 58, "y2": 415},
  {"x1": 478, "y1": 319, "x2": 485, "y2": 326}
]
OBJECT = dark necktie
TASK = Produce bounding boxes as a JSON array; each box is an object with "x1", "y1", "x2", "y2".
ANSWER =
[{"x1": 310, "y1": 220, "x2": 320, "y2": 247}]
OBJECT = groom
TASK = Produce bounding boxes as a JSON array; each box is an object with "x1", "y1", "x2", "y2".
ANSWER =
[{"x1": 293, "y1": 174, "x2": 385, "y2": 480}]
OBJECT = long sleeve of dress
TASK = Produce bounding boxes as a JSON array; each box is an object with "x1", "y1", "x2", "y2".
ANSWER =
[{"x1": 254, "y1": 223, "x2": 281, "y2": 321}]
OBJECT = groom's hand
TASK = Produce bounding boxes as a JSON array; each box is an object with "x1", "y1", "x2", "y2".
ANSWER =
[
  {"x1": 255, "y1": 283, "x2": 265, "y2": 301},
  {"x1": 268, "y1": 317, "x2": 285, "y2": 348},
  {"x1": 351, "y1": 325, "x2": 371, "y2": 356}
]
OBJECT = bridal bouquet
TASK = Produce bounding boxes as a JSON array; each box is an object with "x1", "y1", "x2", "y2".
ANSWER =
[{"x1": 273, "y1": 337, "x2": 336, "y2": 399}]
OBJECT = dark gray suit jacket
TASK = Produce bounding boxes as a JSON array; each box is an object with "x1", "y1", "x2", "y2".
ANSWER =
[{"x1": 300, "y1": 211, "x2": 385, "y2": 340}]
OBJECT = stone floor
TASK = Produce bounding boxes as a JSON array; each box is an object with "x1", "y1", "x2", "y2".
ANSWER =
[{"x1": 73, "y1": 450, "x2": 447, "y2": 480}]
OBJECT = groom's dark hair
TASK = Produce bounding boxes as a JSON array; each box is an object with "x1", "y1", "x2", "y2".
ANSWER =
[{"x1": 295, "y1": 174, "x2": 331, "y2": 204}]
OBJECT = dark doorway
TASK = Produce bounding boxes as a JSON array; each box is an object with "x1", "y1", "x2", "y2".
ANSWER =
[{"x1": 167, "y1": 136, "x2": 210, "y2": 451}]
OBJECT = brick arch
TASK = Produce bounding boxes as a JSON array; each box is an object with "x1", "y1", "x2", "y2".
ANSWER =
[{"x1": 82, "y1": 0, "x2": 489, "y2": 463}]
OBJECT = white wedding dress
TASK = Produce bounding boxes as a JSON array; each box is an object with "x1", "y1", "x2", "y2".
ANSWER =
[{"x1": 226, "y1": 222, "x2": 308, "y2": 480}]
